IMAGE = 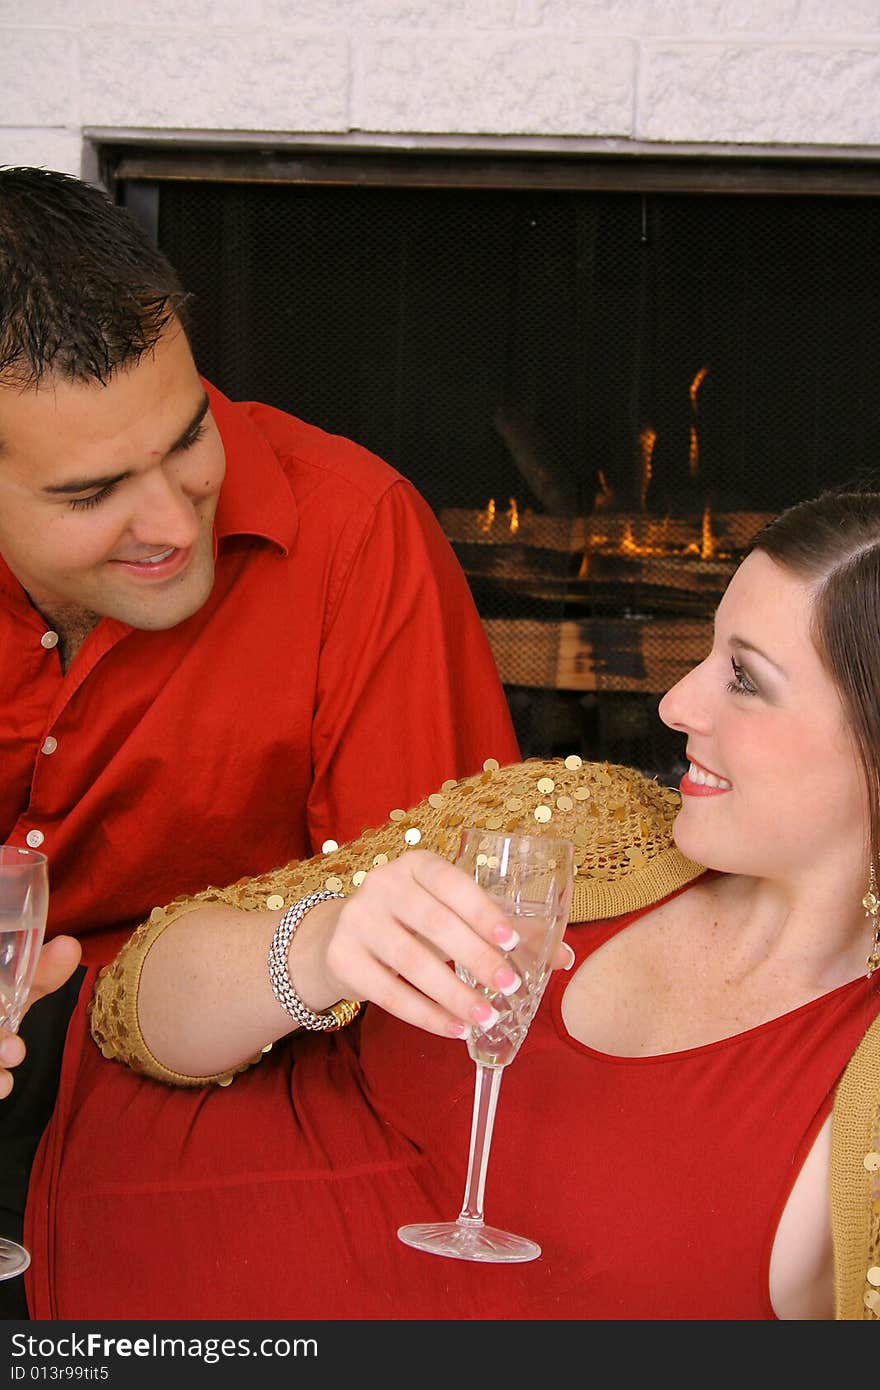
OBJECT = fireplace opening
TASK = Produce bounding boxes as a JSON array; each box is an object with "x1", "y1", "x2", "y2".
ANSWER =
[{"x1": 107, "y1": 148, "x2": 880, "y2": 780}]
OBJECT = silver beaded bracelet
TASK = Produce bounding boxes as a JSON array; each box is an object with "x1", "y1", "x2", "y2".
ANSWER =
[{"x1": 267, "y1": 889, "x2": 362, "y2": 1033}]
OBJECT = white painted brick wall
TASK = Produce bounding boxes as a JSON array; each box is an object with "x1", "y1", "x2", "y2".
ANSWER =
[{"x1": 0, "y1": 0, "x2": 878, "y2": 176}]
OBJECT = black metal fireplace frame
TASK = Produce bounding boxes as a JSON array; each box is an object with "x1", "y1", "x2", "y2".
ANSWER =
[{"x1": 93, "y1": 139, "x2": 880, "y2": 775}]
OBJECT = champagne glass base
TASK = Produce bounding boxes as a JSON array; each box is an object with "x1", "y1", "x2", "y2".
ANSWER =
[
  {"x1": 0, "y1": 1238, "x2": 31, "y2": 1281},
  {"x1": 397, "y1": 1220, "x2": 541, "y2": 1264}
]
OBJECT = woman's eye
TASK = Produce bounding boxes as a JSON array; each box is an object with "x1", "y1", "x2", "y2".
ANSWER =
[
  {"x1": 69, "y1": 481, "x2": 119, "y2": 511},
  {"x1": 726, "y1": 657, "x2": 758, "y2": 696}
]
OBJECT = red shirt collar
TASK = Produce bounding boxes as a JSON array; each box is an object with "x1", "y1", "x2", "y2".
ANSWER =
[{"x1": 206, "y1": 379, "x2": 298, "y2": 555}]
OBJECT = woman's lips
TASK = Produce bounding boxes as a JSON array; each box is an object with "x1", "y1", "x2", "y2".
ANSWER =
[
  {"x1": 680, "y1": 758, "x2": 732, "y2": 798},
  {"x1": 111, "y1": 546, "x2": 191, "y2": 581}
]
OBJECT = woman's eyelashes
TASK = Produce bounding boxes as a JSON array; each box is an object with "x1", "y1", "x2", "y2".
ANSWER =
[{"x1": 726, "y1": 655, "x2": 758, "y2": 696}]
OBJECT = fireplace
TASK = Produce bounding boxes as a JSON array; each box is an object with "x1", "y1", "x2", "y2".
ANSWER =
[{"x1": 104, "y1": 145, "x2": 880, "y2": 779}]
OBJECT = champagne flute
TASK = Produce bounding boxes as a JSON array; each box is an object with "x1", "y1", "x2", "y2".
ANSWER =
[
  {"x1": 0, "y1": 845, "x2": 49, "y2": 1282},
  {"x1": 398, "y1": 826, "x2": 574, "y2": 1263}
]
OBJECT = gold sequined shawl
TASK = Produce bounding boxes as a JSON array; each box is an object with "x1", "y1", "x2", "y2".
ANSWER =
[
  {"x1": 90, "y1": 756, "x2": 703, "y2": 1086},
  {"x1": 831, "y1": 1010, "x2": 880, "y2": 1320}
]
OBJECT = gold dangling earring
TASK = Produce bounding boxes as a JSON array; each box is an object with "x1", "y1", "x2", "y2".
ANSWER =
[{"x1": 863, "y1": 863, "x2": 880, "y2": 978}]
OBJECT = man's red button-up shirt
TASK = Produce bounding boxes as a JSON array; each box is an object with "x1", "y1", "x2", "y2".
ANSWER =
[{"x1": 0, "y1": 382, "x2": 519, "y2": 964}]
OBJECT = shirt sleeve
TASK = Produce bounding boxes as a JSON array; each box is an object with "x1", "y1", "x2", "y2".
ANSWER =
[{"x1": 306, "y1": 477, "x2": 521, "y2": 850}]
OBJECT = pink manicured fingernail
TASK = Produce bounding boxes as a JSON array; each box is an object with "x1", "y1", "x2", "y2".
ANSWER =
[
  {"x1": 492, "y1": 922, "x2": 520, "y2": 950},
  {"x1": 561, "y1": 942, "x2": 575, "y2": 970},
  {"x1": 472, "y1": 1001, "x2": 501, "y2": 1028},
  {"x1": 493, "y1": 965, "x2": 521, "y2": 996},
  {"x1": 447, "y1": 1021, "x2": 469, "y2": 1039}
]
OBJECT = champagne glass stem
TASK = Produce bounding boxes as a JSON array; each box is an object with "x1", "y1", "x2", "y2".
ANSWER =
[{"x1": 455, "y1": 1062, "x2": 504, "y2": 1228}]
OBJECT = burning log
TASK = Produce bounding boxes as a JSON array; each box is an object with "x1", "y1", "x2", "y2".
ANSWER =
[
  {"x1": 439, "y1": 503, "x2": 774, "y2": 693},
  {"x1": 492, "y1": 405, "x2": 580, "y2": 513}
]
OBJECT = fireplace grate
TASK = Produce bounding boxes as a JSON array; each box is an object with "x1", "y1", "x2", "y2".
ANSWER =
[{"x1": 118, "y1": 171, "x2": 880, "y2": 776}]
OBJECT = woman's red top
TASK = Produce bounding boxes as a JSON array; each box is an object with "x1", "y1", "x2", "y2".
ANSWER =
[{"x1": 26, "y1": 890, "x2": 880, "y2": 1321}]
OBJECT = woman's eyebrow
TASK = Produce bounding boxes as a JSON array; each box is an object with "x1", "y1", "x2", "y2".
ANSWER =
[{"x1": 728, "y1": 633, "x2": 787, "y2": 676}]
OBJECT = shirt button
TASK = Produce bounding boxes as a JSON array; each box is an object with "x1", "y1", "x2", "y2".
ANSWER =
[
  {"x1": 41, "y1": 631, "x2": 59, "y2": 650},
  {"x1": 26, "y1": 829, "x2": 45, "y2": 848},
  {"x1": 41, "y1": 736, "x2": 58, "y2": 755}
]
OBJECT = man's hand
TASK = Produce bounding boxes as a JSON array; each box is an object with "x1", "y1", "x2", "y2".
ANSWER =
[{"x1": 0, "y1": 936, "x2": 82, "y2": 1099}]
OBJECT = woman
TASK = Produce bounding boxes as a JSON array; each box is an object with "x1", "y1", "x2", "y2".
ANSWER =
[{"x1": 24, "y1": 484, "x2": 880, "y2": 1319}]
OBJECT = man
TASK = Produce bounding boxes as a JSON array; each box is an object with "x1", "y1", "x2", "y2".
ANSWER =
[{"x1": 0, "y1": 167, "x2": 519, "y2": 1314}]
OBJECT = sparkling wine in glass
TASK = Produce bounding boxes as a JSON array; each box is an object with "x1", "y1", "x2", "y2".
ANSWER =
[
  {"x1": 398, "y1": 826, "x2": 574, "y2": 1263},
  {"x1": 0, "y1": 845, "x2": 49, "y2": 1282}
]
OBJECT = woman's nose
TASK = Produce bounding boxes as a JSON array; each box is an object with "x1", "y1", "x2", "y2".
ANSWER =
[{"x1": 658, "y1": 660, "x2": 710, "y2": 734}]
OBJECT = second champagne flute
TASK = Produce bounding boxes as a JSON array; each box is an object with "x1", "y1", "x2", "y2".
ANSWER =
[
  {"x1": 0, "y1": 845, "x2": 49, "y2": 1282},
  {"x1": 397, "y1": 826, "x2": 574, "y2": 1263}
]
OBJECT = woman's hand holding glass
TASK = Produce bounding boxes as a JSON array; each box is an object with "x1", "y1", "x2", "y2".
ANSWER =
[{"x1": 316, "y1": 847, "x2": 574, "y2": 1041}]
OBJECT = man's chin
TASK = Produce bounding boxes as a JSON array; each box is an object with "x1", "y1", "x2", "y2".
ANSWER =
[{"x1": 105, "y1": 569, "x2": 215, "y2": 632}]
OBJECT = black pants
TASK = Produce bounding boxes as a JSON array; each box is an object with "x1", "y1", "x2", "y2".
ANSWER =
[{"x1": 0, "y1": 965, "x2": 85, "y2": 1318}]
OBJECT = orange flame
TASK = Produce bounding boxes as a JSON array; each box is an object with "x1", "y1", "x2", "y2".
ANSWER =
[
  {"x1": 594, "y1": 469, "x2": 614, "y2": 512},
  {"x1": 506, "y1": 497, "x2": 519, "y2": 534},
  {"x1": 688, "y1": 366, "x2": 709, "y2": 480},
  {"x1": 477, "y1": 497, "x2": 496, "y2": 533},
  {"x1": 639, "y1": 427, "x2": 656, "y2": 511}
]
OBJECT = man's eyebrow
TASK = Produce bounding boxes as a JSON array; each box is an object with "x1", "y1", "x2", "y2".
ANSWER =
[{"x1": 43, "y1": 393, "x2": 211, "y2": 495}]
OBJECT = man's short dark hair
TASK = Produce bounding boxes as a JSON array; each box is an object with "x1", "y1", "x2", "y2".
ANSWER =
[{"x1": 0, "y1": 166, "x2": 191, "y2": 388}]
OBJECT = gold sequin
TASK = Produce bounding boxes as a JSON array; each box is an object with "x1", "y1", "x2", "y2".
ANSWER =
[
  {"x1": 573, "y1": 787, "x2": 591, "y2": 801},
  {"x1": 485, "y1": 816, "x2": 503, "y2": 830},
  {"x1": 325, "y1": 875, "x2": 344, "y2": 892},
  {"x1": 428, "y1": 793, "x2": 446, "y2": 808},
  {"x1": 322, "y1": 838, "x2": 339, "y2": 854},
  {"x1": 505, "y1": 797, "x2": 523, "y2": 811},
  {"x1": 556, "y1": 795, "x2": 573, "y2": 811},
  {"x1": 261, "y1": 1042, "x2": 273, "y2": 1054},
  {"x1": 404, "y1": 827, "x2": 421, "y2": 845},
  {"x1": 373, "y1": 853, "x2": 389, "y2": 867},
  {"x1": 149, "y1": 906, "x2": 165, "y2": 925},
  {"x1": 352, "y1": 870, "x2": 367, "y2": 887},
  {"x1": 389, "y1": 809, "x2": 406, "y2": 822},
  {"x1": 564, "y1": 754, "x2": 583, "y2": 770},
  {"x1": 537, "y1": 777, "x2": 555, "y2": 794},
  {"x1": 218, "y1": 1074, "x2": 234, "y2": 1087},
  {"x1": 483, "y1": 757, "x2": 500, "y2": 772},
  {"x1": 865, "y1": 1290, "x2": 880, "y2": 1313},
  {"x1": 476, "y1": 853, "x2": 488, "y2": 866},
  {"x1": 867, "y1": 1267, "x2": 880, "y2": 1287},
  {"x1": 534, "y1": 805, "x2": 552, "y2": 823},
  {"x1": 441, "y1": 779, "x2": 457, "y2": 791},
  {"x1": 266, "y1": 893, "x2": 285, "y2": 911},
  {"x1": 864, "y1": 1151, "x2": 880, "y2": 1172}
]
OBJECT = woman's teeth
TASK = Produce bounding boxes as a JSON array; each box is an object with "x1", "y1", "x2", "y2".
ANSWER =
[{"x1": 688, "y1": 762, "x2": 731, "y2": 790}]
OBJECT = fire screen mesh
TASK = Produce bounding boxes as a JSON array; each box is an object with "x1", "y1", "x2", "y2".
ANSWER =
[{"x1": 137, "y1": 176, "x2": 880, "y2": 775}]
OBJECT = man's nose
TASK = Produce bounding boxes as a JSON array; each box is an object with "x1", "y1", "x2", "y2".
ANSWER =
[{"x1": 127, "y1": 466, "x2": 200, "y2": 550}]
